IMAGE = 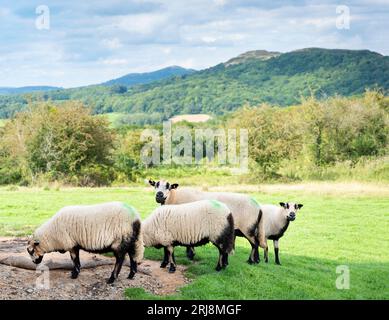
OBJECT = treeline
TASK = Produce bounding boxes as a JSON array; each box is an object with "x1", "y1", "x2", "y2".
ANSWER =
[
  {"x1": 227, "y1": 90, "x2": 389, "y2": 181},
  {"x1": 0, "y1": 91, "x2": 388, "y2": 186},
  {"x1": 1, "y1": 48, "x2": 389, "y2": 120}
]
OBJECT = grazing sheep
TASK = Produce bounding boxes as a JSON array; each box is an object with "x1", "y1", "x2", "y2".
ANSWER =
[
  {"x1": 258, "y1": 202, "x2": 303, "y2": 265},
  {"x1": 27, "y1": 202, "x2": 144, "y2": 284},
  {"x1": 142, "y1": 200, "x2": 234, "y2": 273},
  {"x1": 149, "y1": 180, "x2": 262, "y2": 264}
]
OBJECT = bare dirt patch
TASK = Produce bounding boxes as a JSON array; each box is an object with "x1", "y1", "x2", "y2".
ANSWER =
[{"x1": 0, "y1": 237, "x2": 189, "y2": 300}]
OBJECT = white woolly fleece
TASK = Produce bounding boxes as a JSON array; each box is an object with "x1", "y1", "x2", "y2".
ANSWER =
[
  {"x1": 142, "y1": 200, "x2": 232, "y2": 248},
  {"x1": 258, "y1": 204, "x2": 289, "y2": 238},
  {"x1": 34, "y1": 202, "x2": 144, "y2": 261},
  {"x1": 165, "y1": 189, "x2": 261, "y2": 240}
]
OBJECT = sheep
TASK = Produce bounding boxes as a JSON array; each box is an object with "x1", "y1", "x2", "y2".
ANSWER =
[
  {"x1": 258, "y1": 202, "x2": 303, "y2": 265},
  {"x1": 149, "y1": 180, "x2": 262, "y2": 264},
  {"x1": 27, "y1": 202, "x2": 144, "y2": 284},
  {"x1": 142, "y1": 199, "x2": 234, "y2": 273}
]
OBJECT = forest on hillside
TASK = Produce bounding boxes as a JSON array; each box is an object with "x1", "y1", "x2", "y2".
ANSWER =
[{"x1": 0, "y1": 49, "x2": 388, "y2": 121}]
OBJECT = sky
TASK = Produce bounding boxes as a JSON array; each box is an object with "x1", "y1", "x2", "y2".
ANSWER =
[{"x1": 1, "y1": 0, "x2": 388, "y2": 88}]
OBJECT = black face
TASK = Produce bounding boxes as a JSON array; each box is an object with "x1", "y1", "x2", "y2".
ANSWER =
[
  {"x1": 280, "y1": 202, "x2": 303, "y2": 222},
  {"x1": 155, "y1": 181, "x2": 168, "y2": 204},
  {"x1": 33, "y1": 255, "x2": 43, "y2": 264},
  {"x1": 149, "y1": 180, "x2": 179, "y2": 205},
  {"x1": 27, "y1": 246, "x2": 44, "y2": 264},
  {"x1": 287, "y1": 212, "x2": 296, "y2": 222}
]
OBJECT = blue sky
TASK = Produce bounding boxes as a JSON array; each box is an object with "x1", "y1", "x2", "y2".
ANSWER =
[{"x1": 1, "y1": 0, "x2": 388, "y2": 88}]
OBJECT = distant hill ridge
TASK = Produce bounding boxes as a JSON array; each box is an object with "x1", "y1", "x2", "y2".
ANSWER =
[
  {"x1": 0, "y1": 48, "x2": 388, "y2": 119},
  {"x1": 0, "y1": 86, "x2": 62, "y2": 95},
  {"x1": 102, "y1": 66, "x2": 196, "y2": 86},
  {"x1": 224, "y1": 50, "x2": 281, "y2": 66}
]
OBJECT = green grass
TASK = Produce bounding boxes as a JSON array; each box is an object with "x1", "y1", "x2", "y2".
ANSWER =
[
  {"x1": 0, "y1": 184, "x2": 388, "y2": 299},
  {"x1": 0, "y1": 119, "x2": 7, "y2": 128},
  {"x1": 96, "y1": 112, "x2": 128, "y2": 128}
]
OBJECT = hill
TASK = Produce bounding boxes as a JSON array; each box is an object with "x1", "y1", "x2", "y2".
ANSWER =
[
  {"x1": 1, "y1": 48, "x2": 388, "y2": 119},
  {"x1": 97, "y1": 48, "x2": 389, "y2": 116},
  {"x1": 102, "y1": 66, "x2": 196, "y2": 86},
  {"x1": 0, "y1": 86, "x2": 62, "y2": 95}
]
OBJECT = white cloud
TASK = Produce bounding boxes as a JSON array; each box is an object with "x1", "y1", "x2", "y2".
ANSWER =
[
  {"x1": 101, "y1": 38, "x2": 123, "y2": 49},
  {"x1": 202, "y1": 36, "x2": 217, "y2": 43},
  {"x1": 101, "y1": 58, "x2": 128, "y2": 65},
  {"x1": 113, "y1": 13, "x2": 168, "y2": 35},
  {"x1": 162, "y1": 47, "x2": 172, "y2": 54},
  {"x1": 214, "y1": 0, "x2": 228, "y2": 6}
]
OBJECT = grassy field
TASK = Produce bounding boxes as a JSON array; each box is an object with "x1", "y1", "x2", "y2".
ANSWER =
[{"x1": 0, "y1": 183, "x2": 388, "y2": 299}]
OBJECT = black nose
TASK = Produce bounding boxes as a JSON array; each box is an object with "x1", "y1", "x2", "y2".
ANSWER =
[
  {"x1": 156, "y1": 191, "x2": 164, "y2": 198},
  {"x1": 290, "y1": 212, "x2": 295, "y2": 217}
]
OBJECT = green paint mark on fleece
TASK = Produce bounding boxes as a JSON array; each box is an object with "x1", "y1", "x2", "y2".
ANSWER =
[
  {"x1": 209, "y1": 200, "x2": 224, "y2": 210},
  {"x1": 250, "y1": 197, "x2": 261, "y2": 207},
  {"x1": 122, "y1": 203, "x2": 137, "y2": 217}
]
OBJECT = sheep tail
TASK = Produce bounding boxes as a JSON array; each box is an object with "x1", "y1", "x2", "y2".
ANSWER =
[
  {"x1": 256, "y1": 209, "x2": 267, "y2": 249},
  {"x1": 224, "y1": 213, "x2": 235, "y2": 254},
  {"x1": 130, "y1": 220, "x2": 144, "y2": 263}
]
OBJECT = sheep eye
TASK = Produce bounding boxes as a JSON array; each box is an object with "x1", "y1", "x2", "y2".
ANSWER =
[{"x1": 166, "y1": 183, "x2": 170, "y2": 189}]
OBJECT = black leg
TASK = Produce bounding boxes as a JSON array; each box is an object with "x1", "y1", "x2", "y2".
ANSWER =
[
  {"x1": 128, "y1": 256, "x2": 137, "y2": 279},
  {"x1": 70, "y1": 248, "x2": 80, "y2": 279},
  {"x1": 172, "y1": 252, "x2": 176, "y2": 264},
  {"x1": 262, "y1": 238, "x2": 268, "y2": 263},
  {"x1": 254, "y1": 244, "x2": 260, "y2": 263},
  {"x1": 186, "y1": 246, "x2": 195, "y2": 260},
  {"x1": 222, "y1": 252, "x2": 229, "y2": 268},
  {"x1": 108, "y1": 251, "x2": 125, "y2": 284},
  {"x1": 160, "y1": 247, "x2": 169, "y2": 268},
  {"x1": 215, "y1": 247, "x2": 223, "y2": 271},
  {"x1": 274, "y1": 240, "x2": 281, "y2": 265},
  {"x1": 247, "y1": 242, "x2": 259, "y2": 264},
  {"x1": 167, "y1": 246, "x2": 176, "y2": 273}
]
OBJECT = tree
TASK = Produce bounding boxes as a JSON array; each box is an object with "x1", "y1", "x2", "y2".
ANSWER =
[
  {"x1": 227, "y1": 104, "x2": 303, "y2": 176},
  {"x1": 0, "y1": 101, "x2": 115, "y2": 185}
]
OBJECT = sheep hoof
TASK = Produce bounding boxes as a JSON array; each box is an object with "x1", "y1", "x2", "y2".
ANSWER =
[
  {"x1": 160, "y1": 262, "x2": 168, "y2": 268},
  {"x1": 275, "y1": 261, "x2": 281, "y2": 265},
  {"x1": 168, "y1": 264, "x2": 176, "y2": 273},
  {"x1": 247, "y1": 259, "x2": 255, "y2": 265},
  {"x1": 215, "y1": 265, "x2": 222, "y2": 272},
  {"x1": 71, "y1": 271, "x2": 79, "y2": 279},
  {"x1": 107, "y1": 276, "x2": 115, "y2": 284},
  {"x1": 128, "y1": 271, "x2": 135, "y2": 279}
]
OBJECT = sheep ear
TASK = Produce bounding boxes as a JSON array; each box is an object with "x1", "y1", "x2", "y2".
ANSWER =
[
  {"x1": 297, "y1": 204, "x2": 303, "y2": 209},
  {"x1": 170, "y1": 183, "x2": 179, "y2": 190},
  {"x1": 149, "y1": 180, "x2": 156, "y2": 187},
  {"x1": 279, "y1": 202, "x2": 286, "y2": 208}
]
